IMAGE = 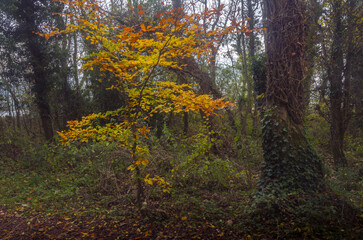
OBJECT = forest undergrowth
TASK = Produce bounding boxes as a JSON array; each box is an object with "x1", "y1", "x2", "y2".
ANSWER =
[{"x1": 0, "y1": 114, "x2": 362, "y2": 239}]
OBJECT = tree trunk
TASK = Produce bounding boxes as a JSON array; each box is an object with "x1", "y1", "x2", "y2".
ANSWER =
[
  {"x1": 183, "y1": 112, "x2": 189, "y2": 136},
  {"x1": 7, "y1": 86, "x2": 21, "y2": 130},
  {"x1": 261, "y1": 1, "x2": 268, "y2": 50},
  {"x1": 14, "y1": 98, "x2": 21, "y2": 130},
  {"x1": 19, "y1": 0, "x2": 54, "y2": 140},
  {"x1": 241, "y1": 32, "x2": 251, "y2": 135},
  {"x1": 6, "y1": 92, "x2": 14, "y2": 131},
  {"x1": 31, "y1": 63, "x2": 54, "y2": 140},
  {"x1": 260, "y1": 0, "x2": 325, "y2": 194},
  {"x1": 247, "y1": 0, "x2": 258, "y2": 134},
  {"x1": 329, "y1": 0, "x2": 347, "y2": 167},
  {"x1": 348, "y1": 0, "x2": 362, "y2": 137},
  {"x1": 235, "y1": 1, "x2": 251, "y2": 135},
  {"x1": 304, "y1": 0, "x2": 321, "y2": 109}
]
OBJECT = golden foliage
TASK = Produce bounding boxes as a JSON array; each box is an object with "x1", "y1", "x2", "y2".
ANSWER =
[{"x1": 42, "y1": 0, "x2": 248, "y2": 191}]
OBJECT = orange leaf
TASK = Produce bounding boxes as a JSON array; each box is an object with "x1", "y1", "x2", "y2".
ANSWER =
[
  {"x1": 138, "y1": 10, "x2": 145, "y2": 15},
  {"x1": 138, "y1": 4, "x2": 142, "y2": 9},
  {"x1": 140, "y1": 24, "x2": 146, "y2": 31}
]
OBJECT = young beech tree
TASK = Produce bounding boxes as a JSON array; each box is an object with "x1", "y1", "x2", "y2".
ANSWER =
[
  {"x1": 259, "y1": 0, "x2": 325, "y2": 195},
  {"x1": 40, "y1": 0, "x2": 249, "y2": 209}
]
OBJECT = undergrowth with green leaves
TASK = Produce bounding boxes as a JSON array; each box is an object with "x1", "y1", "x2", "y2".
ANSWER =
[{"x1": 0, "y1": 119, "x2": 362, "y2": 239}]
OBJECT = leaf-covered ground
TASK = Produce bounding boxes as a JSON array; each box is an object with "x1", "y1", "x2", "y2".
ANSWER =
[
  {"x1": 0, "y1": 134, "x2": 362, "y2": 239},
  {"x1": 0, "y1": 197, "x2": 245, "y2": 240},
  {"x1": 1, "y1": 184, "x2": 361, "y2": 239}
]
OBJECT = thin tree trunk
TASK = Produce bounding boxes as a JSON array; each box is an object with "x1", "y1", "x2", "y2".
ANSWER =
[
  {"x1": 6, "y1": 92, "x2": 14, "y2": 131},
  {"x1": 72, "y1": 18, "x2": 80, "y2": 95},
  {"x1": 241, "y1": 32, "x2": 252, "y2": 134},
  {"x1": 247, "y1": 0, "x2": 258, "y2": 134},
  {"x1": 8, "y1": 87, "x2": 21, "y2": 130},
  {"x1": 15, "y1": 100, "x2": 21, "y2": 130},
  {"x1": 304, "y1": 1, "x2": 319, "y2": 109},
  {"x1": 21, "y1": 108, "x2": 30, "y2": 136},
  {"x1": 237, "y1": 0, "x2": 252, "y2": 135},
  {"x1": 329, "y1": 0, "x2": 347, "y2": 167},
  {"x1": 183, "y1": 112, "x2": 189, "y2": 136}
]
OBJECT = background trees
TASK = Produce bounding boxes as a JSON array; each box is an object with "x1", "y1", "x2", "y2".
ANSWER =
[
  {"x1": 0, "y1": 0, "x2": 77, "y2": 139},
  {"x1": 314, "y1": 0, "x2": 361, "y2": 168}
]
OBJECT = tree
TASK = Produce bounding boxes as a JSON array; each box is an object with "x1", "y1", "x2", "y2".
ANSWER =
[
  {"x1": 326, "y1": 0, "x2": 360, "y2": 168},
  {"x1": 45, "y1": 0, "x2": 241, "y2": 210},
  {"x1": 170, "y1": 0, "x2": 238, "y2": 139},
  {"x1": 259, "y1": 0, "x2": 325, "y2": 195},
  {"x1": 235, "y1": 0, "x2": 253, "y2": 135},
  {"x1": 313, "y1": 0, "x2": 360, "y2": 168},
  {"x1": 0, "y1": 0, "x2": 72, "y2": 140}
]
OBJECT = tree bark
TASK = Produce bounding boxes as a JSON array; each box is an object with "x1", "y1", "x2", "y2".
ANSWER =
[{"x1": 260, "y1": 0, "x2": 325, "y2": 194}]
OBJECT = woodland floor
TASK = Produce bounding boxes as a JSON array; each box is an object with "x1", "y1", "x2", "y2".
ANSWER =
[
  {"x1": 1, "y1": 178, "x2": 361, "y2": 240},
  {"x1": 0, "y1": 194, "x2": 245, "y2": 240},
  {"x1": 0, "y1": 143, "x2": 362, "y2": 239},
  {"x1": 1, "y1": 206, "x2": 226, "y2": 239}
]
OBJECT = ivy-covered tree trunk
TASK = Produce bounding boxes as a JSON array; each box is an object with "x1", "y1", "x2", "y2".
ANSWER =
[{"x1": 259, "y1": 0, "x2": 325, "y2": 194}]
